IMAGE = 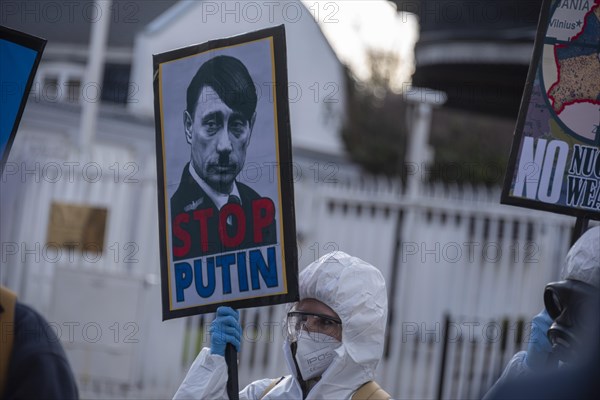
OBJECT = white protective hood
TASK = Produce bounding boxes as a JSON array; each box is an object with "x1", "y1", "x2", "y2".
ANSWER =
[
  {"x1": 561, "y1": 226, "x2": 600, "y2": 288},
  {"x1": 173, "y1": 251, "x2": 388, "y2": 400},
  {"x1": 279, "y1": 251, "x2": 388, "y2": 399}
]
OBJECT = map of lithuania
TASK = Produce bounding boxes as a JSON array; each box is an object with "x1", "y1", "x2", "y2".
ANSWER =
[{"x1": 547, "y1": 2, "x2": 600, "y2": 114}]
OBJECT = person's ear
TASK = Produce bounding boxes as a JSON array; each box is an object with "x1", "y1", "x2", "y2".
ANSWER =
[{"x1": 183, "y1": 110, "x2": 193, "y2": 145}]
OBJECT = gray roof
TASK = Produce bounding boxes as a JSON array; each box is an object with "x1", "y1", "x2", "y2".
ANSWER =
[{"x1": 2, "y1": 0, "x2": 178, "y2": 48}]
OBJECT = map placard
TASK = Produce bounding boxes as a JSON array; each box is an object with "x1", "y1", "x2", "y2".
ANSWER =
[{"x1": 502, "y1": 0, "x2": 600, "y2": 220}]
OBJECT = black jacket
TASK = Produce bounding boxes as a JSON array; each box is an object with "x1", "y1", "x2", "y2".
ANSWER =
[
  {"x1": 3, "y1": 302, "x2": 79, "y2": 399},
  {"x1": 170, "y1": 163, "x2": 277, "y2": 261}
]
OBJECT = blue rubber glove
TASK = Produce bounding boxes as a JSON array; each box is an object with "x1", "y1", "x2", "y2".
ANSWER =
[
  {"x1": 525, "y1": 309, "x2": 553, "y2": 370},
  {"x1": 210, "y1": 307, "x2": 241, "y2": 356}
]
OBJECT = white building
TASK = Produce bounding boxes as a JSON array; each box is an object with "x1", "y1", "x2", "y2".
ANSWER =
[
  {"x1": 130, "y1": 0, "x2": 347, "y2": 158},
  {"x1": 1, "y1": 1, "x2": 358, "y2": 397}
]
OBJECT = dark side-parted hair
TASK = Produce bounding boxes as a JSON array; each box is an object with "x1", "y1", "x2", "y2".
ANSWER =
[{"x1": 186, "y1": 55, "x2": 258, "y2": 123}]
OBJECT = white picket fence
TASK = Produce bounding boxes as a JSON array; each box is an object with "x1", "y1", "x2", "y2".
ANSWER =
[
  {"x1": 1, "y1": 122, "x2": 583, "y2": 399},
  {"x1": 232, "y1": 178, "x2": 576, "y2": 399}
]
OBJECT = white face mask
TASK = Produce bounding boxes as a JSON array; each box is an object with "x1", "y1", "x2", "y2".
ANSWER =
[{"x1": 294, "y1": 332, "x2": 341, "y2": 381}]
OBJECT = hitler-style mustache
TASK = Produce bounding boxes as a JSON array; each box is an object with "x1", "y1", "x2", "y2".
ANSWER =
[
  {"x1": 218, "y1": 153, "x2": 231, "y2": 166},
  {"x1": 206, "y1": 154, "x2": 237, "y2": 171}
]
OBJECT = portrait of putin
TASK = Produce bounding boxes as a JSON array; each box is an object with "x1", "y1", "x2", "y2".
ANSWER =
[{"x1": 170, "y1": 55, "x2": 276, "y2": 260}]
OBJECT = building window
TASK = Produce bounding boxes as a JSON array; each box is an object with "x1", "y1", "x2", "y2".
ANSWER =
[
  {"x1": 102, "y1": 64, "x2": 132, "y2": 104},
  {"x1": 65, "y1": 79, "x2": 82, "y2": 103},
  {"x1": 43, "y1": 76, "x2": 60, "y2": 102}
]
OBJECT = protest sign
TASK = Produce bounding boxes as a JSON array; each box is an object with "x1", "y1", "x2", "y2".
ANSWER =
[
  {"x1": 502, "y1": 0, "x2": 600, "y2": 220},
  {"x1": 153, "y1": 25, "x2": 298, "y2": 320},
  {"x1": 0, "y1": 25, "x2": 46, "y2": 174}
]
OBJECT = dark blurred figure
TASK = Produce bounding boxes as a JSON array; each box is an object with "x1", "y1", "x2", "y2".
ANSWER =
[
  {"x1": 483, "y1": 350, "x2": 599, "y2": 399},
  {"x1": 484, "y1": 226, "x2": 600, "y2": 399},
  {"x1": 1, "y1": 285, "x2": 79, "y2": 399}
]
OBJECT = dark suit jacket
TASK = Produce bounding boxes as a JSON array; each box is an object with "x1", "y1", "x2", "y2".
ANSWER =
[
  {"x1": 170, "y1": 163, "x2": 277, "y2": 261},
  {"x1": 3, "y1": 302, "x2": 79, "y2": 399}
]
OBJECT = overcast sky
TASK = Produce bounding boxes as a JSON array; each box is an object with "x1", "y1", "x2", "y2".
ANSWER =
[{"x1": 301, "y1": 0, "x2": 418, "y2": 90}]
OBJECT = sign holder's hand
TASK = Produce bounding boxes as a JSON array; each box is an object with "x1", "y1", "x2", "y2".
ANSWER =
[
  {"x1": 210, "y1": 307, "x2": 241, "y2": 355},
  {"x1": 210, "y1": 307, "x2": 241, "y2": 400}
]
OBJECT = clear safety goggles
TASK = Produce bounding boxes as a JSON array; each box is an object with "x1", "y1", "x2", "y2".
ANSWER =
[{"x1": 286, "y1": 311, "x2": 342, "y2": 342}]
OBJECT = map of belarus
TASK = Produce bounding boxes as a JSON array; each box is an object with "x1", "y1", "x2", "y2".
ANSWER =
[{"x1": 547, "y1": 1, "x2": 600, "y2": 115}]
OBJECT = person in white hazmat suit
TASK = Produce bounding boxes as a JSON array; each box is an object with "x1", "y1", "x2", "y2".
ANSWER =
[
  {"x1": 173, "y1": 251, "x2": 391, "y2": 399},
  {"x1": 484, "y1": 226, "x2": 600, "y2": 398}
]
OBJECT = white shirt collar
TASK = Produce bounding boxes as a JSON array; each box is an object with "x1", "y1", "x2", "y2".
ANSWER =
[{"x1": 188, "y1": 163, "x2": 241, "y2": 210}]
